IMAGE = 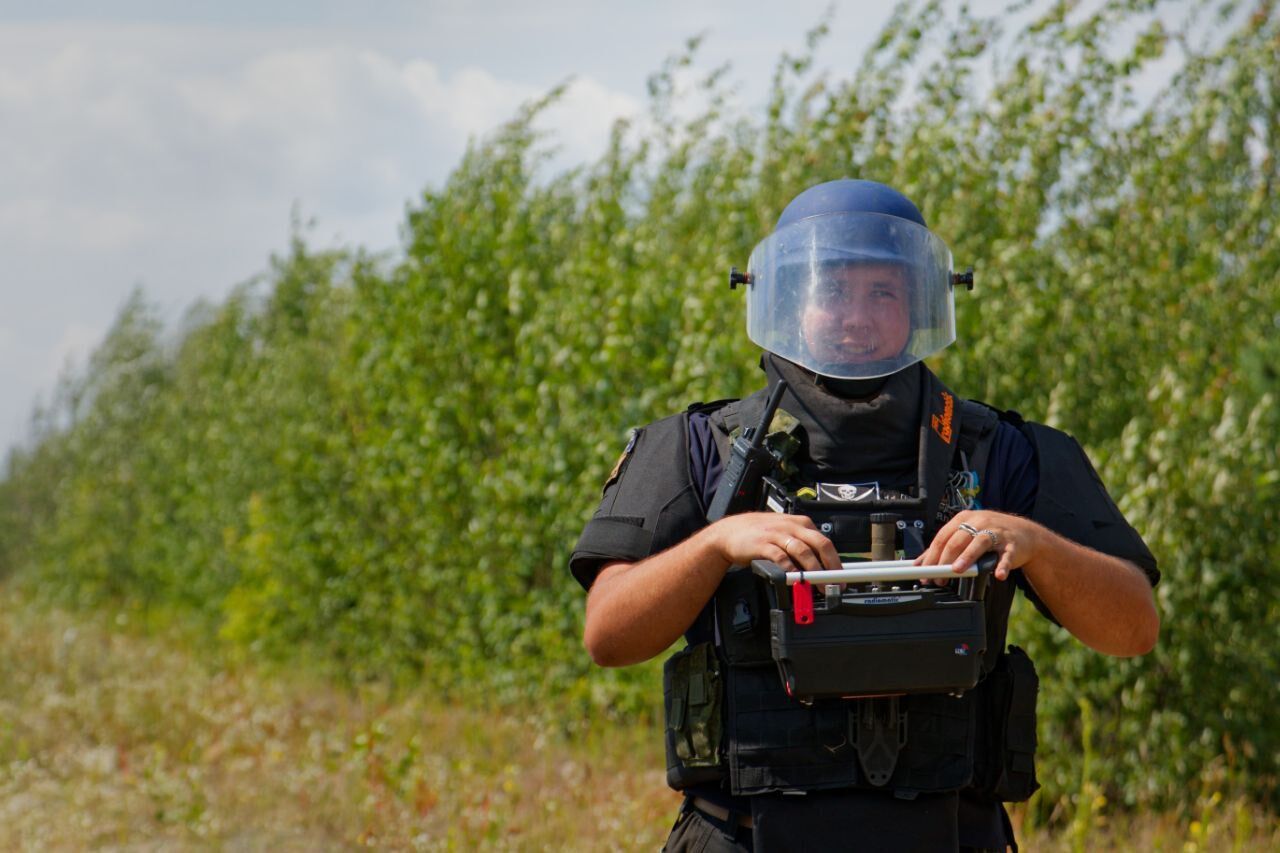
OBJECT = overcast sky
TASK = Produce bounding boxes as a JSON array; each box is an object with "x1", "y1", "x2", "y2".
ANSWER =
[{"x1": 0, "y1": 0, "x2": 927, "y2": 455}]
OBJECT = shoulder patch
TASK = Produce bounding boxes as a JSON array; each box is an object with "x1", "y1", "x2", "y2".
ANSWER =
[{"x1": 602, "y1": 429, "x2": 640, "y2": 495}]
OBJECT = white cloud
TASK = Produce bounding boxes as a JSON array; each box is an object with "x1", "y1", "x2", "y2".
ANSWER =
[
  {"x1": 0, "y1": 199, "x2": 148, "y2": 252},
  {"x1": 0, "y1": 29, "x2": 640, "y2": 229},
  {"x1": 542, "y1": 75, "x2": 642, "y2": 153},
  {"x1": 43, "y1": 321, "x2": 106, "y2": 388},
  {"x1": 400, "y1": 59, "x2": 540, "y2": 136},
  {"x1": 0, "y1": 20, "x2": 647, "y2": 453}
]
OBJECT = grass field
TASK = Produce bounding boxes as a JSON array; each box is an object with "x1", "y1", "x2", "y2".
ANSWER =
[{"x1": 0, "y1": 585, "x2": 1274, "y2": 851}]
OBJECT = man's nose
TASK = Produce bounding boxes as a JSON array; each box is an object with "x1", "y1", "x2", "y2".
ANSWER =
[{"x1": 840, "y1": 296, "x2": 873, "y2": 326}]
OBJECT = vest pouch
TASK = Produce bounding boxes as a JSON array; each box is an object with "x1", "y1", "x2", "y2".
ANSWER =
[
  {"x1": 715, "y1": 567, "x2": 773, "y2": 665},
  {"x1": 973, "y1": 646, "x2": 1041, "y2": 802},
  {"x1": 888, "y1": 691, "x2": 976, "y2": 794},
  {"x1": 727, "y1": 662, "x2": 858, "y2": 795},
  {"x1": 725, "y1": 663, "x2": 976, "y2": 797},
  {"x1": 663, "y1": 641, "x2": 726, "y2": 789}
]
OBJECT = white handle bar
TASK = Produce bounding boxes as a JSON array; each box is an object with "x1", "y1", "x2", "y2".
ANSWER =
[{"x1": 784, "y1": 560, "x2": 977, "y2": 585}]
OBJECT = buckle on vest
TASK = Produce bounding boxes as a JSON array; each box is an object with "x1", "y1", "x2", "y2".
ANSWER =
[{"x1": 852, "y1": 697, "x2": 907, "y2": 787}]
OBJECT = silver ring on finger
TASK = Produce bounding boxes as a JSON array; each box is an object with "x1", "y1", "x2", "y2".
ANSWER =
[
  {"x1": 979, "y1": 528, "x2": 1000, "y2": 548},
  {"x1": 958, "y1": 522, "x2": 980, "y2": 536}
]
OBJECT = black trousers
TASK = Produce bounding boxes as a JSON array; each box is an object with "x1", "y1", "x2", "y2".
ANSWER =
[
  {"x1": 662, "y1": 796, "x2": 1010, "y2": 853},
  {"x1": 663, "y1": 800, "x2": 752, "y2": 852}
]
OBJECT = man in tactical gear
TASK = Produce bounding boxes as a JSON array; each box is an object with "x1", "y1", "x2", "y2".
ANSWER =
[{"x1": 569, "y1": 179, "x2": 1160, "y2": 851}]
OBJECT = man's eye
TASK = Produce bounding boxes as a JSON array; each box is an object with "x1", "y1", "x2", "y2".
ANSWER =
[{"x1": 871, "y1": 286, "x2": 900, "y2": 299}]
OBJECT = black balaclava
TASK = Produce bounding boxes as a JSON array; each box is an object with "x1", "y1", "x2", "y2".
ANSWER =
[{"x1": 762, "y1": 352, "x2": 923, "y2": 491}]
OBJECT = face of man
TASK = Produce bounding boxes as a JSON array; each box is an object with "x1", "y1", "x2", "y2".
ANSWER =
[{"x1": 800, "y1": 263, "x2": 912, "y2": 367}]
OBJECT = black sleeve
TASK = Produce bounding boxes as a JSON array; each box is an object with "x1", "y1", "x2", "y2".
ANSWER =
[
  {"x1": 1023, "y1": 422, "x2": 1160, "y2": 588},
  {"x1": 983, "y1": 421, "x2": 1060, "y2": 624},
  {"x1": 568, "y1": 412, "x2": 710, "y2": 591}
]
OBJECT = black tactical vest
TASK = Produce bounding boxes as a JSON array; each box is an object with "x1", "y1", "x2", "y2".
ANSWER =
[{"x1": 663, "y1": 372, "x2": 1042, "y2": 802}]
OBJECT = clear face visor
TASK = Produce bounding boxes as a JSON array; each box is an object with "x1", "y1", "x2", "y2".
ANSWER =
[{"x1": 745, "y1": 211, "x2": 957, "y2": 379}]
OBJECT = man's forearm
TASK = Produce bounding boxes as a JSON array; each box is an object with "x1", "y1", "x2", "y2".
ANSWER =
[
  {"x1": 583, "y1": 512, "x2": 841, "y2": 667},
  {"x1": 1021, "y1": 528, "x2": 1159, "y2": 657},
  {"x1": 583, "y1": 526, "x2": 730, "y2": 667},
  {"x1": 921, "y1": 510, "x2": 1159, "y2": 657}
]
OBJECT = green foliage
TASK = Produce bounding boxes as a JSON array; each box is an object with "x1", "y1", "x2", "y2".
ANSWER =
[{"x1": 2, "y1": 0, "x2": 1278, "y2": 816}]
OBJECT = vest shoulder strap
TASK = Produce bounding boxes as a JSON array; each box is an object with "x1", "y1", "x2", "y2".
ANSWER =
[
  {"x1": 705, "y1": 394, "x2": 758, "y2": 468},
  {"x1": 688, "y1": 398, "x2": 738, "y2": 417},
  {"x1": 956, "y1": 399, "x2": 1001, "y2": 483}
]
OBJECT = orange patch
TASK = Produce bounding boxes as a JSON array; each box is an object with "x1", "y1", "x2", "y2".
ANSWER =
[
  {"x1": 931, "y1": 391, "x2": 955, "y2": 444},
  {"x1": 601, "y1": 430, "x2": 639, "y2": 494},
  {"x1": 606, "y1": 449, "x2": 628, "y2": 484}
]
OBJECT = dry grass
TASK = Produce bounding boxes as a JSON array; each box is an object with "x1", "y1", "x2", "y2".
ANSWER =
[
  {"x1": 0, "y1": 586, "x2": 678, "y2": 850},
  {"x1": 0, "y1": 586, "x2": 1274, "y2": 851}
]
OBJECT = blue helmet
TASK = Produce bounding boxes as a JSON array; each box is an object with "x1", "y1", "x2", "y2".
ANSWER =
[
  {"x1": 744, "y1": 179, "x2": 960, "y2": 380},
  {"x1": 776, "y1": 179, "x2": 928, "y2": 230}
]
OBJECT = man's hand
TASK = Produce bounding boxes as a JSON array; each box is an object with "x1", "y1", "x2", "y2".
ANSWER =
[
  {"x1": 916, "y1": 510, "x2": 1046, "y2": 581},
  {"x1": 706, "y1": 512, "x2": 842, "y2": 573},
  {"x1": 916, "y1": 509, "x2": 1159, "y2": 657},
  {"x1": 584, "y1": 513, "x2": 839, "y2": 667}
]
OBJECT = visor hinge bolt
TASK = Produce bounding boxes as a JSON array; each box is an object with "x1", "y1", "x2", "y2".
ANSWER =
[
  {"x1": 952, "y1": 267, "x2": 975, "y2": 291},
  {"x1": 729, "y1": 267, "x2": 753, "y2": 290}
]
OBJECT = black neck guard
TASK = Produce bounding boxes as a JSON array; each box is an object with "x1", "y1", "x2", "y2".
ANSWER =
[{"x1": 761, "y1": 353, "x2": 923, "y2": 489}]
